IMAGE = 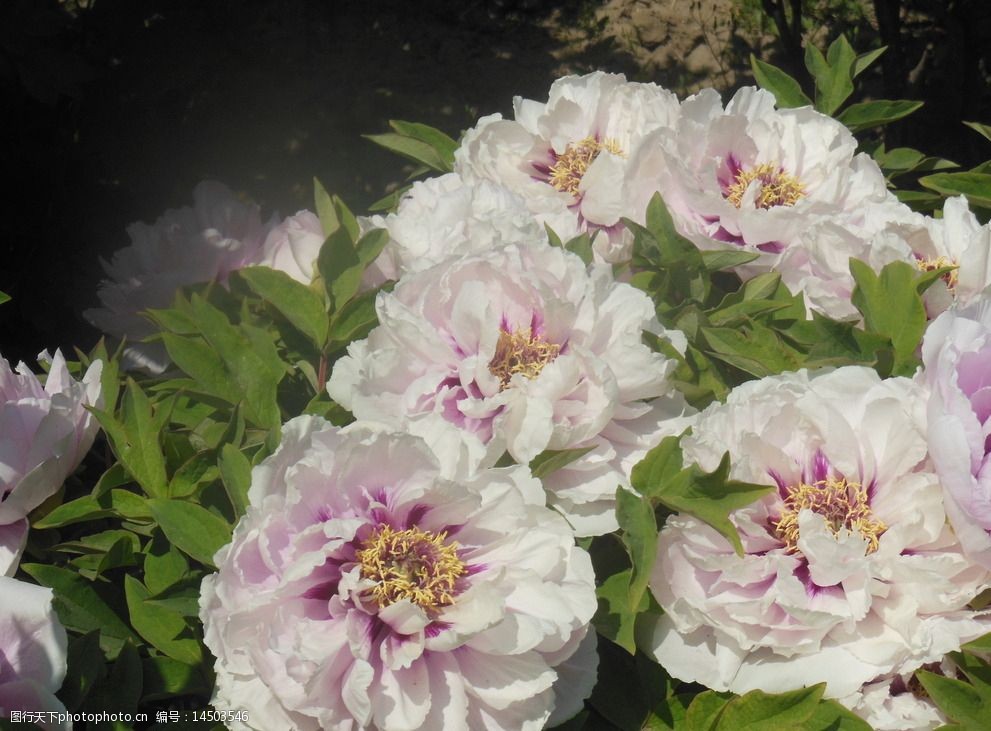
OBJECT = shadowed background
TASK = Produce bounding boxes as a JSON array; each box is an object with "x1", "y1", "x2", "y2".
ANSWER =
[{"x1": 3, "y1": 0, "x2": 990, "y2": 366}]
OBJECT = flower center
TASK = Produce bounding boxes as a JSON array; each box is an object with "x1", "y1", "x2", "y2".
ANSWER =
[
  {"x1": 356, "y1": 525, "x2": 466, "y2": 610},
  {"x1": 724, "y1": 162, "x2": 805, "y2": 209},
  {"x1": 488, "y1": 327, "x2": 560, "y2": 389},
  {"x1": 547, "y1": 136, "x2": 624, "y2": 196},
  {"x1": 773, "y1": 477, "x2": 886, "y2": 554},
  {"x1": 916, "y1": 255, "x2": 959, "y2": 290}
]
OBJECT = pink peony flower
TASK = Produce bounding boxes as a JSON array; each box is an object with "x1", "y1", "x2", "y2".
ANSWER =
[
  {"x1": 361, "y1": 173, "x2": 544, "y2": 288},
  {"x1": 328, "y1": 243, "x2": 691, "y2": 535},
  {"x1": 920, "y1": 296, "x2": 991, "y2": 568},
  {"x1": 646, "y1": 367, "x2": 991, "y2": 698},
  {"x1": 454, "y1": 72, "x2": 681, "y2": 263},
  {"x1": 0, "y1": 350, "x2": 102, "y2": 575},
  {"x1": 0, "y1": 577, "x2": 69, "y2": 730},
  {"x1": 839, "y1": 665, "x2": 952, "y2": 730},
  {"x1": 199, "y1": 416, "x2": 597, "y2": 731},
  {"x1": 258, "y1": 210, "x2": 325, "y2": 284},
  {"x1": 85, "y1": 181, "x2": 273, "y2": 372}
]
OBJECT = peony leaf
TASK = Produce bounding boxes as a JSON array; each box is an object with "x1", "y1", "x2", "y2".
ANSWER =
[
  {"x1": 218, "y1": 443, "x2": 252, "y2": 519},
  {"x1": 852, "y1": 45, "x2": 886, "y2": 78},
  {"x1": 388, "y1": 120, "x2": 458, "y2": 167},
  {"x1": 33, "y1": 494, "x2": 112, "y2": 528},
  {"x1": 364, "y1": 131, "x2": 452, "y2": 173},
  {"x1": 142, "y1": 656, "x2": 211, "y2": 701},
  {"x1": 144, "y1": 539, "x2": 190, "y2": 598},
  {"x1": 700, "y1": 325, "x2": 803, "y2": 378},
  {"x1": 916, "y1": 670, "x2": 990, "y2": 729},
  {"x1": 588, "y1": 641, "x2": 672, "y2": 730},
  {"x1": 124, "y1": 575, "x2": 203, "y2": 666},
  {"x1": 616, "y1": 488, "x2": 658, "y2": 614},
  {"x1": 838, "y1": 100, "x2": 924, "y2": 132},
  {"x1": 146, "y1": 498, "x2": 232, "y2": 568},
  {"x1": 84, "y1": 639, "x2": 142, "y2": 715},
  {"x1": 631, "y1": 436, "x2": 684, "y2": 500},
  {"x1": 593, "y1": 568, "x2": 644, "y2": 654},
  {"x1": 530, "y1": 445, "x2": 596, "y2": 479},
  {"x1": 805, "y1": 36, "x2": 855, "y2": 116},
  {"x1": 328, "y1": 288, "x2": 380, "y2": 344},
  {"x1": 318, "y1": 225, "x2": 363, "y2": 311},
  {"x1": 236, "y1": 267, "x2": 329, "y2": 348},
  {"x1": 21, "y1": 563, "x2": 138, "y2": 658},
  {"x1": 685, "y1": 690, "x2": 733, "y2": 731},
  {"x1": 964, "y1": 120, "x2": 991, "y2": 144},
  {"x1": 919, "y1": 172, "x2": 991, "y2": 210},
  {"x1": 699, "y1": 249, "x2": 760, "y2": 272},
  {"x1": 849, "y1": 259, "x2": 927, "y2": 376},
  {"x1": 713, "y1": 684, "x2": 824, "y2": 730},
  {"x1": 167, "y1": 452, "x2": 218, "y2": 499},
  {"x1": 749, "y1": 55, "x2": 812, "y2": 109},
  {"x1": 643, "y1": 694, "x2": 693, "y2": 730},
  {"x1": 60, "y1": 631, "x2": 104, "y2": 711},
  {"x1": 0, "y1": 289, "x2": 9, "y2": 305}
]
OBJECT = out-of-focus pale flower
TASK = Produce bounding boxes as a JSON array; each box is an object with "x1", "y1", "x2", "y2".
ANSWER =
[
  {"x1": 0, "y1": 350, "x2": 102, "y2": 576},
  {"x1": 0, "y1": 577, "x2": 69, "y2": 730},
  {"x1": 328, "y1": 243, "x2": 690, "y2": 535},
  {"x1": 627, "y1": 87, "x2": 905, "y2": 280},
  {"x1": 199, "y1": 416, "x2": 597, "y2": 731},
  {"x1": 85, "y1": 181, "x2": 272, "y2": 372},
  {"x1": 646, "y1": 367, "x2": 991, "y2": 699},
  {"x1": 889, "y1": 196, "x2": 991, "y2": 317},
  {"x1": 455, "y1": 72, "x2": 681, "y2": 263},
  {"x1": 361, "y1": 173, "x2": 545, "y2": 287},
  {"x1": 258, "y1": 210, "x2": 325, "y2": 284},
  {"x1": 920, "y1": 297, "x2": 991, "y2": 569}
]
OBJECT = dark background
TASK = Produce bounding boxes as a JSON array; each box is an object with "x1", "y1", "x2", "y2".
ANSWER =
[{"x1": 3, "y1": 0, "x2": 990, "y2": 367}]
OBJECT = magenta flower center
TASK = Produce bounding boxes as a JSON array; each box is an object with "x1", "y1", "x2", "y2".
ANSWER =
[
  {"x1": 356, "y1": 525, "x2": 466, "y2": 610},
  {"x1": 547, "y1": 136, "x2": 623, "y2": 196},
  {"x1": 724, "y1": 162, "x2": 805, "y2": 209},
  {"x1": 488, "y1": 327, "x2": 561, "y2": 389},
  {"x1": 773, "y1": 477, "x2": 886, "y2": 554}
]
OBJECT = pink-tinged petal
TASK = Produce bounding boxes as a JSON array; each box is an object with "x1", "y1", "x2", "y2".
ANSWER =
[
  {"x1": 0, "y1": 519, "x2": 27, "y2": 577},
  {"x1": 373, "y1": 661, "x2": 431, "y2": 731}
]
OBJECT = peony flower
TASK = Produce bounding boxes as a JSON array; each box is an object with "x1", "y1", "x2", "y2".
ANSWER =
[
  {"x1": 258, "y1": 210, "x2": 325, "y2": 284},
  {"x1": 0, "y1": 350, "x2": 102, "y2": 576},
  {"x1": 199, "y1": 415, "x2": 597, "y2": 731},
  {"x1": 888, "y1": 196, "x2": 991, "y2": 317},
  {"x1": 361, "y1": 173, "x2": 545, "y2": 287},
  {"x1": 839, "y1": 665, "x2": 953, "y2": 730},
  {"x1": 328, "y1": 243, "x2": 690, "y2": 535},
  {"x1": 920, "y1": 297, "x2": 991, "y2": 568},
  {"x1": 454, "y1": 72, "x2": 681, "y2": 263},
  {"x1": 646, "y1": 367, "x2": 991, "y2": 699},
  {"x1": 85, "y1": 181, "x2": 273, "y2": 372},
  {"x1": 627, "y1": 87, "x2": 907, "y2": 281},
  {"x1": 0, "y1": 577, "x2": 69, "y2": 730}
]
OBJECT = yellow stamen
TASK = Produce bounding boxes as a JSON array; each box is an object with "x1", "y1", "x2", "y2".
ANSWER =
[
  {"x1": 548, "y1": 136, "x2": 624, "y2": 196},
  {"x1": 488, "y1": 327, "x2": 561, "y2": 388},
  {"x1": 725, "y1": 162, "x2": 805, "y2": 209},
  {"x1": 356, "y1": 525, "x2": 466, "y2": 610},
  {"x1": 773, "y1": 477, "x2": 886, "y2": 554},
  {"x1": 916, "y1": 256, "x2": 959, "y2": 290}
]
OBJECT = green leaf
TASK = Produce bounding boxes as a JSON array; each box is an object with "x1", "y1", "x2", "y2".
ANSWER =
[
  {"x1": 916, "y1": 670, "x2": 989, "y2": 728},
  {"x1": 0, "y1": 290, "x2": 9, "y2": 305},
  {"x1": 168, "y1": 452, "x2": 219, "y2": 498},
  {"x1": 849, "y1": 259, "x2": 927, "y2": 375},
  {"x1": 89, "y1": 640, "x2": 142, "y2": 714},
  {"x1": 838, "y1": 100, "x2": 924, "y2": 132},
  {"x1": 124, "y1": 575, "x2": 203, "y2": 665},
  {"x1": 920, "y1": 172, "x2": 991, "y2": 210},
  {"x1": 142, "y1": 656, "x2": 210, "y2": 701},
  {"x1": 218, "y1": 443, "x2": 252, "y2": 519},
  {"x1": 33, "y1": 495, "x2": 112, "y2": 528},
  {"x1": 750, "y1": 55, "x2": 812, "y2": 108},
  {"x1": 110, "y1": 489, "x2": 152, "y2": 520},
  {"x1": 60, "y1": 630, "x2": 105, "y2": 711},
  {"x1": 237, "y1": 267, "x2": 329, "y2": 348},
  {"x1": 616, "y1": 488, "x2": 658, "y2": 617},
  {"x1": 317, "y1": 226, "x2": 363, "y2": 312},
  {"x1": 804, "y1": 37, "x2": 856, "y2": 115},
  {"x1": 645, "y1": 694, "x2": 693, "y2": 730},
  {"x1": 964, "y1": 631, "x2": 991, "y2": 653},
  {"x1": 365, "y1": 120, "x2": 457, "y2": 173},
  {"x1": 699, "y1": 250, "x2": 760, "y2": 272},
  {"x1": 714, "y1": 684, "x2": 824, "y2": 730},
  {"x1": 685, "y1": 691, "x2": 733, "y2": 731},
  {"x1": 593, "y1": 568, "x2": 648, "y2": 653},
  {"x1": 530, "y1": 445, "x2": 596, "y2": 479},
  {"x1": 21, "y1": 563, "x2": 138, "y2": 656},
  {"x1": 964, "y1": 121, "x2": 991, "y2": 144},
  {"x1": 564, "y1": 233, "x2": 594, "y2": 265},
  {"x1": 852, "y1": 46, "x2": 886, "y2": 77},
  {"x1": 147, "y1": 498, "x2": 232, "y2": 567},
  {"x1": 328, "y1": 288, "x2": 380, "y2": 343},
  {"x1": 700, "y1": 325, "x2": 802, "y2": 378},
  {"x1": 630, "y1": 436, "x2": 685, "y2": 500},
  {"x1": 144, "y1": 536, "x2": 190, "y2": 596},
  {"x1": 389, "y1": 120, "x2": 458, "y2": 165}
]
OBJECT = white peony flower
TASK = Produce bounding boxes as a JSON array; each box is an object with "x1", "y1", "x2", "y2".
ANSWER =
[
  {"x1": 0, "y1": 350, "x2": 102, "y2": 575},
  {"x1": 0, "y1": 577, "x2": 69, "y2": 730},
  {"x1": 920, "y1": 296, "x2": 991, "y2": 568},
  {"x1": 328, "y1": 243, "x2": 690, "y2": 535},
  {"x1": 258, "y1": 210, "x2": 325, "y2": 284},
  {"x1": 361, "y1": 173, "x2": 545, "y2": 287},
  {"x1": 646, "y1": 367, "x2": 991, "y2": 699},
  {"x1": 839, "y1": 664, "x2": 953, "y2": 731},
  {"x1": 888, "y1": 196, "x2": 991, "y2": 317},
  {"x1": 454, "y1": 72, "x2": 681, "y2": 263},
  {"x1": 85, "y1": 181, "x2": 273, "y2": 372},
  {"x1": 199, "y1": 415, "x2": 597, "y2": 731}
]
